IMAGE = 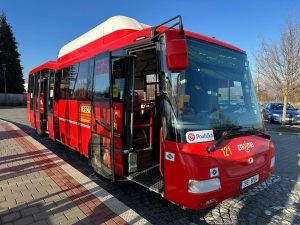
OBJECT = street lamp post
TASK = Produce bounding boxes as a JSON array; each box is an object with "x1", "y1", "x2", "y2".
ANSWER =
[{"x1": 2, "y1": 64, "x2": 6, "y2": 93}]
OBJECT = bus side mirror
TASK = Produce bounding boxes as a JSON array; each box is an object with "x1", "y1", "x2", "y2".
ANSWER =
[{"x1": 165, "y1": 31, "x2": 188, "y2": 71}]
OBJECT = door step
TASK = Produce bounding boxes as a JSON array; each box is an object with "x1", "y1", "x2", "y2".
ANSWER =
[{"x1": 126, "y1": 165, "x2": 164, "y2": 194}]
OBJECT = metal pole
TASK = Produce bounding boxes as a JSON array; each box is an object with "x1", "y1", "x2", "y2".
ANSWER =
[{"x1": 2, "y1": 64, "x2": 6, "y2": 93}]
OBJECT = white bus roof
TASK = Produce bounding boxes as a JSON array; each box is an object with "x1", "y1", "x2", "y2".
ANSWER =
[{"x1": 57, "y1": 16, "x2": 150, "y2": 59}]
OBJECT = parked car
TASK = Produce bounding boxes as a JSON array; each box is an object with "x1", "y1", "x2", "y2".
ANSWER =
[{"x1": 261, "y1": 102, "x2": 300, "y2": 124}]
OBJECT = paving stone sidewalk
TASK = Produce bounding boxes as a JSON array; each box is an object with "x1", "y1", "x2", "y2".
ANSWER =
[
  {"x1": 0, "y1": 119, "x2": 150, "y2": 225},
  {"x1": 2, "y1": 108, "x2": 300, "y2": 225}
]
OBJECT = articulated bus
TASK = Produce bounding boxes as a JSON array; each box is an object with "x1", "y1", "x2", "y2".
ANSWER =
[{"x1": 27, "y1": 16, "x2": 275, "y2": 210}]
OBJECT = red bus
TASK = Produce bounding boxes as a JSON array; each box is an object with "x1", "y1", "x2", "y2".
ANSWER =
[{"x1": 27, "y1": 16, "x2": 275, "y2": 210}]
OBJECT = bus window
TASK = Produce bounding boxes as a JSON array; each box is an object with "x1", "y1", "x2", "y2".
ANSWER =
[
  {"x1": 69, "y1": 64, "x2": 78, "y2": 98},
  {"x1": 28, "y1": 75, "x2": 34, "y2": 110},
  {"x1": 112, "y1": 58, "x2": 126, "y2": 100},
  {"x1": 94, "y1": 57, "x2": 110, "y2": 99},
  {"x1": 94, "y1": 74, "x2": 109, "y2": 98},
  {"x1": 73, "y1": 60, "x2": 90, "y2": 100},
  {"x1": 60, "y1": 66, "x2": 77, "y2": 99},
  {"x1": 34, "y1": 72, "x2": 40, "y2": 107},
  {"x1": 49, "y1": 70, "x2": 55, "y2": 112},
  {"x1": 54, "y1": 70, "x2": 62, "y2": 99},
  {"x1": 87, "y1": 60, "x2": 94, "y2": 99},
  {"x1": 28, "y1": 75, "x2": 33, "y2": 94}
]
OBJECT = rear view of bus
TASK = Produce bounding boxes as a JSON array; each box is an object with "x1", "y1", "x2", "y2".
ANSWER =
[{"x1": 160, "y1": 26, "x2": 276, "y2": 210}]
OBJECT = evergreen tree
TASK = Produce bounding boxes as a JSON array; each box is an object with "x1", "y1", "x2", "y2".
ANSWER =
[{"x1": 0, "y1": 11, "x2": 24, "y2": 93}]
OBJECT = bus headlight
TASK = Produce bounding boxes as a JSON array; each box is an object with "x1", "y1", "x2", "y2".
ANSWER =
[
  {"x1": 188, "y1": 178, "x2": 221, "y2": 194},
  {"x1": 270, "y1": 157, "x2": 275, "y2": 168}
]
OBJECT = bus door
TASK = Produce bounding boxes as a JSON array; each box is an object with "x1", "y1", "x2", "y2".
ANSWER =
[
  {"x1": 90, "y1": 52, "x2": 134, "y2": 181},
  {"x1": 53, "y1": 70, "x2": 62, "y2": 140},
  {"x1": 43, "y1": 75, "x2": 49, "y2": 129},
  {"x1": 33, "y1": 72, "x2": 40, "y2": 133},
  {"x1": 28, "y1": 74, "x2": 35, "y2": 127},
  {"x1": 35, "y1": 71, "x2": 49, "y2": 135},
  {"x1": 32, "y1": 73, "x2": 37, "y2": 127},
  {"x1": 90, "y1": 52, "x2": 115, "y2": 180},
  {"x1": 48, "y1": 70, "x2": 55, "y2": 140}
]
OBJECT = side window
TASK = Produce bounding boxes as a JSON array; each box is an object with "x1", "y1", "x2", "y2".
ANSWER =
[
  {"x1": 60, "y1": 68, "x2": 69, "y2": 99},
  {"x1": 69, "y1": 64, "x2": 78, "y2": 98},
  {"x1": 73, "y1": 60, "x2": 91, "y2": 100},
  {"x1": 94, "y1": 56, "x2": 110, "y2": 99},
  {"x1": 29, "y1": 74, "x2": 34, "y2": 110},
  {"x1": 49, "y1": 70, "x2": 55, "y2": 112},
  {"x1": 54, "y1": 70, "x2": 62, "y2": 99},
  {"x1": 60, "y1": 66, "x2": 77, "y2": 99},
  {"x1": 87, "y1": 59, "x2": 94, "y2": 99},
  {"x1": 34, "y1": 72, "x2": 40, "y2": 107},
  {"x1": 28, "y1": 75, "x2": 33, "y2": 93},
  {"x1": 112, "y1": 58, "x2": 126, "y2": 100}
]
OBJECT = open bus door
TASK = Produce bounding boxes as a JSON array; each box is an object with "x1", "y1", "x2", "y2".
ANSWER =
[
  {"x1": 90, "y1": 52, "x2": 135, "y2": 181},
  {"x1": 28, "y1": 74, "x2": 35, "y2": 127},
  {"x1": 33, "y1": 73, "x2": 38, "y2": 128},
  {"x1": 48, "y1": 70, "x2": 55, "y2": 140},
  {"x1": 34, "y1": 71, "x2": 49, "y2": 135},
  {"x1": 34, "y1": 72, "x2": 42, "y2": 134},
  {"x1": 90, "y1": 52, "x2": 114, "y2": 180}
]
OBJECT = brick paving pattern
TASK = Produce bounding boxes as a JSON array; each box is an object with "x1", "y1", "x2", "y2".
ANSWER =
[
  {"x1": 1, "y1": 107, "x2": 300, "y2": 225},
  {"x1": 0, "y1": 119, "x2": 150, "y2": 225}
]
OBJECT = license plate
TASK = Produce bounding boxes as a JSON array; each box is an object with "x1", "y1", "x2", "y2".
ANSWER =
[{"x1": 240, "y1": 174, "x2": 259, "y2": 189}]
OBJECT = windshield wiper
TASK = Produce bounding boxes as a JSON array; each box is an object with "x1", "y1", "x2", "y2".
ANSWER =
[{"x1": 206, "y1": 127, "x2": 269, "y2": 154}]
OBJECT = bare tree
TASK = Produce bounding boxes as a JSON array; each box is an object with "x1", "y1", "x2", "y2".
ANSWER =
[
  {"x1": 255, "y1": 17, "x2": 300, "y2": 124},
  {"x1": 254, "y1": 73, "x2": 278, "y2": 103}
]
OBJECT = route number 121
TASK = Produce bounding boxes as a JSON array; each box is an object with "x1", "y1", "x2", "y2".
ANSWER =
[{"x1": 221, "y1": 146, "x2": 232, "y2": 157}]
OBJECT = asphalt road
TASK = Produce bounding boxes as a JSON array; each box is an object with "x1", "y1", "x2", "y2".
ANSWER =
[{"x1": 1, "y1": 106, "x2": 300, "y2": 225}]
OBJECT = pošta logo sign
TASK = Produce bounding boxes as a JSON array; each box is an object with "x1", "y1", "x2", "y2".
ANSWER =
[
  {"x1": 237, "y1": 142, "x2": 254, "y2": 153},
  {"x1": 186, "y1": 130, "x2": 215, "y2": 143}
]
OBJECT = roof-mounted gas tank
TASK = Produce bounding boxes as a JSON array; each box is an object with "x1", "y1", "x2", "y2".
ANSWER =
[{"x1": 57, "y1": 16, "x2": 150, "y2": 59}]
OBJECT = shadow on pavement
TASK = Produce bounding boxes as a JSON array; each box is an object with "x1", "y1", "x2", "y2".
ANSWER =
[
  {"x1": 1, "y1": 111, "x2": 300, "y2": 224},
  {"x1": 1, "y1": 118, "x2": 208, "y2": 225}
]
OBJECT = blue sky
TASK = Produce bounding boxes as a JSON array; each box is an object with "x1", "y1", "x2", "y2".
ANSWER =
[{"x1": 1, "y1": 0, "x2": 300, "y2": 81}]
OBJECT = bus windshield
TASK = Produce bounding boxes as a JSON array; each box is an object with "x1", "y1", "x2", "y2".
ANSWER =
[{"x1": 168, "y1": 38, "x2": 262, "y2": 131}]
